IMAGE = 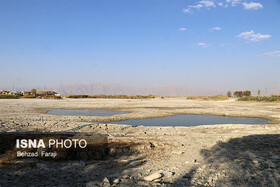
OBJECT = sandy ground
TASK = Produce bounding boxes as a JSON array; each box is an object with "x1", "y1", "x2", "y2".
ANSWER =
[{"x1": 0, "y1": 98, "x2": 280, "y2": 186}]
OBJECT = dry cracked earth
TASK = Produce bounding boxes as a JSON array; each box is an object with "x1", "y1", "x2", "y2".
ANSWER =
[{"x1": 0, "y1": 98, "x2": 280, "y2": 186}]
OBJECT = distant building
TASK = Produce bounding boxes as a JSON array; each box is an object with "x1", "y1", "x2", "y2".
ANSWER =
[
  {"x1": 1, "y1": 90, "x2": 19, "y2": 95},
  {"x1": 11, "y1": 91, "x2": 22, "y2": 96},
  {"x1": 0, "y1": 90, "x2": 9, "y2": 95},
  {"x1": 1, "y1": 89, "x2": 60, "y2": 97},
  {"x1": 22, "y1": 91, "x2": 32, "y2": 96}
]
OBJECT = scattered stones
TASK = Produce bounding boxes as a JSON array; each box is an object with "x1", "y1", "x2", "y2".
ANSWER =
[
  {"x1": 102, "y1": 177, "x2": 110, "y2": 186},
  {"x1": 112, "y1": 178, "x2": 120, "y2": 184},
  {"x1": 144, "y1": 172, "x2": 163, "y2": 182},
  {"x1": 1, "y1": 99, "x2": 280, "y2": 186}
]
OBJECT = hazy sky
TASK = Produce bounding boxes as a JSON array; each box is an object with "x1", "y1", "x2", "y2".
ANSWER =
[{"x1": 0, "y1": 0, "x2": 279, "y2": 92}]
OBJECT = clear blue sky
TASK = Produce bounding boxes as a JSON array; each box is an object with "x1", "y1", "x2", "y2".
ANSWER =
[{"x1": 0, "y1": 0, "x2": 279, "y2": 93}]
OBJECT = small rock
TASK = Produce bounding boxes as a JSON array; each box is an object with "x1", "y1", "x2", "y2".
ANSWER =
[
  {"x1": 129, "y1": 160, "x2": 143, "y2": 167},
  {"x1": 197, "y1": 167, "x2": 203, "y2": 171},
  {"x1": 122, "y1": 175, "x2": 130, "y2": 179},
  {"x1": 129, "y1": 176, "x2": 134, "y2": 180},
  {"x1": 102, "y1": 177, "x2": 110, "y2": 186},
  {"x1": 162, "y1": 171, "x2": 174, "y2": 178},
  {"x1": 252, "y1": 159, "x2": 259, "y2": 165},
  {"x1": 172, "y1": 151, "x2": 184, "y2": 155},
  {"x1": 113, "y1": 178, "x2": 120, "y2": 184},
  {"x1": 144, "y1": 172, "x2": 163, "y2": 182},
  {"x1": 153, "y1": 179, "x2": 161, "y2": 183},
  {"x1": 119, "y1": 159, "x2": 129, "y2": 163},
  {"x1": 213, "y1": 175, "x2": 219, "y2": 181}
]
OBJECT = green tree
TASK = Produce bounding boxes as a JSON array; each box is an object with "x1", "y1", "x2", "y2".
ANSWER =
[
  {"x1": 31, "y1": 89, "x2": 37, "y2": 96},
  {"x1": 258, "y1": 90, "x2": 261, "y2": 96},
  {"x1": 243, "y1": 90, "x2": 251, "y2": 97},
  {"x1": 234, "y1": 91, "x2": 243, "y2": 98}
]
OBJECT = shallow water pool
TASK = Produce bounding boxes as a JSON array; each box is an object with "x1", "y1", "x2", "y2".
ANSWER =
[
  {"x1": 47, "y1": 109, "x2": 269, "y2": 127},
  {"x1": 112, "y1": 114, "x2": 269, "y2": 127}
]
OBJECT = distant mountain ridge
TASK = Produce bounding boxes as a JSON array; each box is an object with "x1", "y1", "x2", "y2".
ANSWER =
[
  {"x1": 3, "y1": 82, "x2": 279, "y2": 96},
  {"x1": 53, "y1": 82, "x2": 221, "y2": 96}
]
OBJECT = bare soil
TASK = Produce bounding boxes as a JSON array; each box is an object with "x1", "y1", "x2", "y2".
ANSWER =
[{"x1": 0, "y1": 98, "x2": 279, "y2": 186}]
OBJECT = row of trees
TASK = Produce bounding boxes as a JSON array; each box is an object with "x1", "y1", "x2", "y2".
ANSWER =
[
  {"x1": 233, "y1": 91, "x2": 251, "y2": 97},
  {"x1": 227, "y1": 90, "x2": 254, "y2": 98},
  {"x1": 227, "y1": 90, "x2": 262, "y2": 98}
]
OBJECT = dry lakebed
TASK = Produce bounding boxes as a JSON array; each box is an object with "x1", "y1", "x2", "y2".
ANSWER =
[{"x1": 0, "y1": 98, "x2": 280, "y2": 186}]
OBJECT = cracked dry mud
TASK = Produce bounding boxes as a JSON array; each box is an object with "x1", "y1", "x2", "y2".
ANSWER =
[{"x1": 0, "y1": 98, "x2": 280, "y2": 186}]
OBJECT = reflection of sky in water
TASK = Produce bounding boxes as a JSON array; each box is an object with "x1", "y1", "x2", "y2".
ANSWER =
[
  {"x1": 47, "y1": 109, "x2": 127, "y2": 116},
  {"x1": 47, "y1": 110, "x2": 269, "y2": 127},
  {"x1": 113, "y1": 114, "x2": 269, "y2": 127}
]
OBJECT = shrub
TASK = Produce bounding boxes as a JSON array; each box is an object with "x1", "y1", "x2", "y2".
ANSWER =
[
  {"x1": 40, "y1": 95, "x2": 62, "y2": 99},
  {"x1": 187, "y1": 95, "x2": 229, "y2": 101},
  {"x1": 238, "y1": 96, "x2": 280, "y2": 102},
  {"x1": 0, "y1": 95, "x2": 20, "y2": 99},
  {"x1": 21, "y1": 95, "x2": 36, "y2": 98}
]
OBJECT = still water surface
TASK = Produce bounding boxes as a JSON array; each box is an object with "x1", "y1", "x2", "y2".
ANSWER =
[
  {"x1": 47, "y1": 109, "x2": 269, "y2": 127},
  {"x1": 112, "y1": 114, "x2": 269, "y2": 127}
]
